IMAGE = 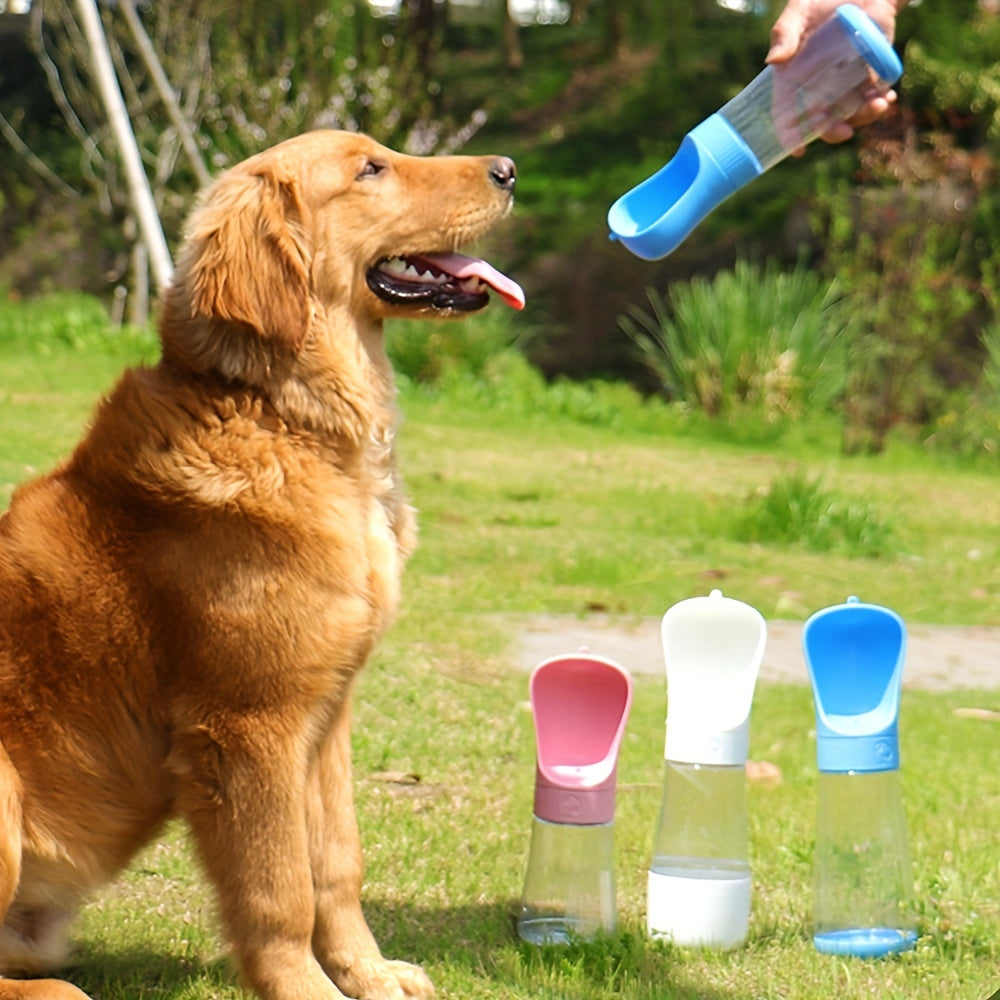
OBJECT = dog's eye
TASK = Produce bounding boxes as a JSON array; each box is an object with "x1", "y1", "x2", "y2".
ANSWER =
[{"x1": 357, "y1": 159, "x2": 387, "y2": 180}]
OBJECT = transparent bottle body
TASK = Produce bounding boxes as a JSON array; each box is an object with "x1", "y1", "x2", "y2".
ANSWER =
[
  {"x1": 517, "y1": 817, "x2": 616, "y2": 944},
  {"x1": 813, "y1": 769, "x2": 917, "y2": 956},
  {"x1": 647, "y1": 760, "x2": 751, "y2": 948},
  {"x1": 719, "y1": 15, "x2": 894, "y2": 171}
]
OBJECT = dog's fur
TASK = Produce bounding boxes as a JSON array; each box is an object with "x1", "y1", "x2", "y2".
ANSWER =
[{"x1": 0, "y1": 130, "x2": 517, "y2": 1000}]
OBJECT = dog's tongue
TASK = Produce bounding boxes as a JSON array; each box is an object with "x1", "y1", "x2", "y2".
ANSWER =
[{"x1": 420, "y1": 252, "x2": 525, "y2": 311}]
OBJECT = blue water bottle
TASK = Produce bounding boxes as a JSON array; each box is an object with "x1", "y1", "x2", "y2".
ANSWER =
[
  {"x1": 608, "y1": 4, "x2": 903, "y2": 260},
  {"x1": 804, "y1": 597, "x2": 917, "y2": 957}
]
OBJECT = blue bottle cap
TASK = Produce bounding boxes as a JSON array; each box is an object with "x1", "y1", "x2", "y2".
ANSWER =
[
  {"x1": 606, "y1": 113, "x2": 763, "y2": 261},
  {"x1": 803, "y1": 597, "x2": 906, "y2": 773},
  {"x1": 835, "y1": 4, "x2": 903, "y2": 85}
]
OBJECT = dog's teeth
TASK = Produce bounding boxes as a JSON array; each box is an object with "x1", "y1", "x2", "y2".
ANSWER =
[
  {"x1": 382, "y1": 258, "x2": 450, "y2": 285},
  {"x1": 413, "y1": 264, "x2": 448, "y2": 284},
  {"x1": 382, "y1": 258, "x2": 410, "y2": 276},
  {"x1": 379, "y1": 256, "x2": 491, "y2": 294},
  {"x1": 408, "y1": 264, "x2": 445, "y2": 284}
]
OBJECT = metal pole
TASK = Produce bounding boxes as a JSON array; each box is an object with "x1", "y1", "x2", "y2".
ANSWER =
[{"x1": 73, "y1": 0, "x2": 174, "y2": 292}]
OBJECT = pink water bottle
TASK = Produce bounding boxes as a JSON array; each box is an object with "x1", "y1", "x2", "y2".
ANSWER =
[{"x1": 517, "y1": 651, "x2": 633, "y2": 944}]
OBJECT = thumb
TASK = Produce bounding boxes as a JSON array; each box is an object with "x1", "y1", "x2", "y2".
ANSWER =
[{"x1": 766, "y1": 9, "x2": 809, "y2": 63}]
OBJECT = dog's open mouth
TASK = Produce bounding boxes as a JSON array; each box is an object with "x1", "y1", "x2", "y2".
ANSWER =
[{"x1": 367, "y1": 252, "x2": 525, "y2": 312}]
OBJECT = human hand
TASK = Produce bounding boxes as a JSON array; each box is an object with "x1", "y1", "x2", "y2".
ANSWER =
[{"x1": 767, "y1": 0, "x2": 904, "y2": 147}]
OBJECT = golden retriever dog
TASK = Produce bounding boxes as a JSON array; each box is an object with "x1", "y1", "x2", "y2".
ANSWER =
[{"x1": 0, "y1": 130, "x2": 522, "y2": 1000}]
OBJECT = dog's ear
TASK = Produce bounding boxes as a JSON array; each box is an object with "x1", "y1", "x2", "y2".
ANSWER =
[{"x1": 186, "y1": 167, "x2": 312, "y2": 352}]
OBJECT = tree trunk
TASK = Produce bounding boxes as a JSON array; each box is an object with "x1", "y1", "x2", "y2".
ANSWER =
[
  {"x1": 603, "y1": 2, "x2": 626, "y2": 60},
  {"x1": 408, "y1": 0, "x2": 437, "y2": 77},
  {"x1": 502, "y1": 0, "x2": 523, "y2": 73}
]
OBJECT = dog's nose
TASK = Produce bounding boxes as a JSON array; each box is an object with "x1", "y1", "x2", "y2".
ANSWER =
[{"x1": 489, "y1": 157, "x2": 517, "y2": 192}]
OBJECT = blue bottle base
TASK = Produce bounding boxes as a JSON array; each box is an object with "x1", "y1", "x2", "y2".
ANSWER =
[{"x1": 814, "y1": 928, "x2": 917, "y2": 957}]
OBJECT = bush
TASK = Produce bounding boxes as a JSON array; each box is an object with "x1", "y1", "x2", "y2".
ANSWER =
[
  {"x1": 619, "y1": 260, "x2": 847, "y2": 422},
  {"x1": 734, "y1": 471, "x2": 895, "y2": 559},
  {"x1": 924, "y1": 403, "x2": 1000, "y2": 462},
  {"x1": 0, "y1": 292, "x2": 156, "y2": 359},
  {"x1": 810, "y1": 129, "x2": 999, "y2": 454},
  {"x1": 984, "y1": 321, "x2": 1000, "y2": 397},
  {"x1": 385, "y1": 307, "x2": 523, "y2": 384},
  {"x1": 922, "y1": 323, "x2": 1000, "y2": 461},
  {"x1": 430, "y1": 349, "x2": 667, "y2": 431}
]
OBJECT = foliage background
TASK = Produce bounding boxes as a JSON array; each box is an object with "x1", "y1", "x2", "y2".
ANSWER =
[{"x1": 0, "y1": 0, "x2": 998, "y2": 451}]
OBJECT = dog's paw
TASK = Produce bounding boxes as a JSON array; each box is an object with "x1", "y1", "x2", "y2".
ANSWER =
[
  {"x1": 0, "y1": 979, "x2": 93, "y2": 1000},
  {"x1": 383, "y1": 960, "x2": 434, "y2": 999},
  {"x1": 330, "y1": 957, "x2": 434, "y2": 1000}
]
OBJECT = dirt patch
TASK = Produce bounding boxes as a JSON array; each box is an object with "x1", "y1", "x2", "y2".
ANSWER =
[{"x1": 511, "y1": 615, "x2": 1000, "y2": 692}]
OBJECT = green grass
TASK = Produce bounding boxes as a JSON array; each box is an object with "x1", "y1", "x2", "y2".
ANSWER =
[
  {"x1": 397, "y1": 386, "x2": 999, "y2": 626},
  {"x1": 733, "y1": 471, "x2": 895, "y2": 560},
  {"x1": 0, "y1": 297, "x2": 997, "y2": 998},
  {"x1": 0, "y1": 293, "x2": 158, "y2": 500},
  {"x1": 65, "y1": 676, "x2": 1000, "y2": 999}
]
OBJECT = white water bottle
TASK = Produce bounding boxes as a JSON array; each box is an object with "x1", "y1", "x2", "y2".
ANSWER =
[{"x1": 647, "y1": 590, "x2": 766, "y2": 949}]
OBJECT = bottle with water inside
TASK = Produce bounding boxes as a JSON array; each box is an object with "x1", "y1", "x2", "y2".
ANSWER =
[{"x1": 647, "y1": 590, "x2": 766, "y2": 949}]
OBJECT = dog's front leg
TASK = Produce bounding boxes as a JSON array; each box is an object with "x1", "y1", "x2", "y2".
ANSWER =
[
  {"x1": 174, "y1": 725, "x2": 345, "y2": 1000},
  {"x1": 308, "y1": 691, "x2": 434, "y2": 1000}
]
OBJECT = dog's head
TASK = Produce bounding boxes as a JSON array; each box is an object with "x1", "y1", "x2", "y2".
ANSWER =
[{"x1": 160, "y1": 130, "x2": 522, "y2": 380}]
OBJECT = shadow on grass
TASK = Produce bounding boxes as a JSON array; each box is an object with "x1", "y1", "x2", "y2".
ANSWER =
[
  {"x1": 61, "y1": 945, "x2": 238, "y2": 998},
  {"x1": 365, "y1": 898, "x2": 741, "y2": 1000},
  {"x1": 56, "y1": 899, "x2": 739, "y2": 999}
]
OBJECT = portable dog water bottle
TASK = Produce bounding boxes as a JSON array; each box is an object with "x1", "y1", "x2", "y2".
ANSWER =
[
  {"x1": 804, "y1": 597, "x2": 917, "y2": 957},
  {"x1": 607, "y1": 4, "x2": 903, "y2": 260},
  {"x1": 517, "y1": 651, "x2": 633, "y2": 944},
  {"x1": 647, "y1": 589, "x2": 766, "y2": 949}
]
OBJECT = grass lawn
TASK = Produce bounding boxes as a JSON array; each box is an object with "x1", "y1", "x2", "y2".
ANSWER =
[{"x1": 0, "y1": 297, "x2": 997, "y2": 998}]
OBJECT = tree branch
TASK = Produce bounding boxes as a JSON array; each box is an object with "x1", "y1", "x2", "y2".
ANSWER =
[
  {"x1": 0, "y1": 110, "x2": 80, "y2": 198},
  {"x1": 119, "y1": 0, "x2": 211, "y2": 188}
]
